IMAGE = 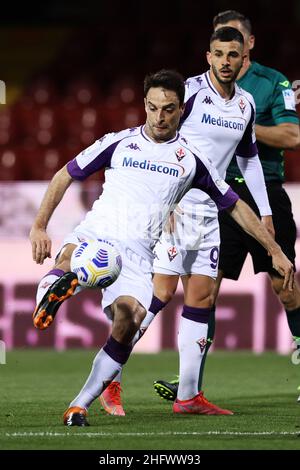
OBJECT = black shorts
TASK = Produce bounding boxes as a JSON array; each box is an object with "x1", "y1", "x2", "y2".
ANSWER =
[{"x1": 218, "y1": 180, "x2": 297, "y2": 280}]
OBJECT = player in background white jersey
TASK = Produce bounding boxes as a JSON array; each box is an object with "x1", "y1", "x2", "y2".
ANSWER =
[
  {"x1": 152, "y1": 14, "x2": 300, "y2": 408},
  {"x1": 30, "y1": 70, "x2": 293, "y2": 426},
  {"x1": 100, "y1": 27, "x2": 276, "y2": 416}
]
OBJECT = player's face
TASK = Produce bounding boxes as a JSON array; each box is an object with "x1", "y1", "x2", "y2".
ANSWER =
[
  {"x1": 144, "y1": 87, "x2": 184, "y2": 143},
  {"x1": 207, "y1": 40, "x2": 244, "y2": 85}
]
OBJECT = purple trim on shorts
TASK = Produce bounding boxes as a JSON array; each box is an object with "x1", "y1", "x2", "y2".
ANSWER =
[
  {"x1": 149, "y1": 295, "x2": 167, "y2": 315},
  {"x1": 46, "y1": 269, "x2": 65, "y2": 277},
  {"x1": 67, "y1": 140, "x2": 121, "y2": 181},
  {"x1": 182, "y1": 305, "x2": 213, "y2": 323},
  {"x1": 103, "y1": 335, "x2": 132, "y2": 365}
]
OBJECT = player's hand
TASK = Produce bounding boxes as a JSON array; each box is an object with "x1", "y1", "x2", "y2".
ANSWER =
[
  {"x1": 261, "y1": 215, "x2": 275, "y2": 240},
  {"x1": 29, "y1": 226, "x2": 52, "y2": 265},
  {"x1": 272, "y1": 250, "x2": 294, "y2": 291}
]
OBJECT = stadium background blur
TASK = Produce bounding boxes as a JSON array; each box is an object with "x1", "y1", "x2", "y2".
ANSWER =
[{"x1": 1, "y1": 0, "x2": 300, "y2": 353}]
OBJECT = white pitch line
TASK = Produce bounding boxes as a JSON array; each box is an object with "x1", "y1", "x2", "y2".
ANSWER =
[{"x1": 4, "y1": 431, "x2": 300, "y2": 438}]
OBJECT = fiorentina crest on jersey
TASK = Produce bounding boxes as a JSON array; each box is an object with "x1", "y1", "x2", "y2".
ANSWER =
[
  {"x1": 175, "y1": 147, "x2": 186, "y2": 161},
  {"x1": 197, "y1": 337, "x2": 207, "y2": 353},
  {"x1": 167, "y1": 245, "x2": 178, "y2": 261},
  {"x1": 238, "y1": 98, "x2": 246, "y2": 114}
]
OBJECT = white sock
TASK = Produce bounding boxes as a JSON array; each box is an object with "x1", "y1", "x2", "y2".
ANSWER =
[
  {"x1": 69, "y1": 348, "x2": 122, "y2": 410},
  {"x1": 113, "y1": 369, "x2": 122, "y2": 383},
  {"x1": 177, "y1": 316, "x2": 208, "y2": 401},
  {"x1": 36, "y1": 270, "x2": 84, "y2": 305},
  {"x1": 36, "y1": 274, "x2": 60, "y2": 304},
  {"x1": 132, "y1": 310, "x2": 156, "y2": 346}
]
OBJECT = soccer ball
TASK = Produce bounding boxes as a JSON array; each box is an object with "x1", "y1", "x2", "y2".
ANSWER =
[{"x1": 70, "y1": 239, "x2": 122, "y2": 288}]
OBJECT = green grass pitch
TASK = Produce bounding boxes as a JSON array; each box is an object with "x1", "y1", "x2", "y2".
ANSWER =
[{"x1": 0, "y1": 350, "x2": 299, "y2": 450}]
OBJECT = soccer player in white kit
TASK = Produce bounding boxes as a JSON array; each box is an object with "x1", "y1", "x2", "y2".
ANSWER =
[
  {"x1": 101, "y1": 27, "x2": 277, "y2": 416},
  {"x1": 30, "y1": 70, "x2": 293, "y2": 426}
]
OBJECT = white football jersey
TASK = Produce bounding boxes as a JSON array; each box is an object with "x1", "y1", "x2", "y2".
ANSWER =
[
  {"x1": 67, "y1": 125, "x2": 238, "y2": 260},
  {"x1": 179, "y1": 71, "x2": 258, "y2": 218}
]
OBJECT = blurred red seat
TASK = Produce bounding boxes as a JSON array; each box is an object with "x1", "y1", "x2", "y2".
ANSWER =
[
  {"x1": 102, "y1": 100, "x2": 144, "y2": 132},
  {"x1": 0, "y1": 106, "x2": 21, "y2": 146},
  {"x1": 60, "y1": 141, "x2": 83, "y2": 164},
  {"x1": 0, "y1": 147, "x2": 23, "y2": 180},
  {"x1": 108, "y1": 76, "x2": 143, "y2": 106},
  {"x1": 23, "y1": 77, "x2": 59, "y2": 106},
  {"x1": 16, "y1": 102, "x2": 61, "y2": 146},
  {"x1": 64, "y1": 78, "x2": 102, "y2": 106},
  {"x1": 59, "y1": 102, "x2": 105, "y2": 146},
  {"x1": 22, "y1": 144, "x2": 64, "y2": 180}
]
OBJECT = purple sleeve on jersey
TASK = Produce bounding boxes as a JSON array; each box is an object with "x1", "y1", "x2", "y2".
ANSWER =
[
  {"x1": 180, "y1": 93, "x2": 198, "y2": 125},
  {"x1": 215, "y1": 187, "x2": 239, "y2": 211},
  {"x1": 67, "y1": 140, "x2": 120, "y2": 181},
  {"x1": 192, "y1": 156, "x2": 239, "y2": 211},
  {"x1": 235, "y1": 102, "x2": 258, "y2": 157}
]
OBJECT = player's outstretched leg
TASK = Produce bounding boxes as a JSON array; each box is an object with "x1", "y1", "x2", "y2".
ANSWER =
[
  {"x1": 63, "y1": 297, "x2": 142, "y2": 425},
  {"x1": 33, "y1": 272, "x2": 78, "y2": 330}
]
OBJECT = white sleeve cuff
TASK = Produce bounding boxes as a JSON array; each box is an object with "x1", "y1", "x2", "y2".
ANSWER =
[{"x1": 236, "y1": 155, "x2": 272, "y2": 216}]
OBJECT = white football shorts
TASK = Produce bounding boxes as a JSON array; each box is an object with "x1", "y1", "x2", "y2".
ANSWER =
[{"x1": 153, "y1": 215, "x2": 220, "y2": 278}]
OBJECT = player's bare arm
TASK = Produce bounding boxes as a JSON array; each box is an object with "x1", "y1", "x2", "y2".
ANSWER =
[
  {"x1": 227, "y1": 199, "x2": 294, "y2": 290},
  {"x1": 30, "y1": 165, "x2": 73, "y2": 265},
  {"x1": 255, "y1": 122, "x2": 300, "y2": 149},
  {"x1": 261, "y1": 215, "x2": 275, "y2": 239}
]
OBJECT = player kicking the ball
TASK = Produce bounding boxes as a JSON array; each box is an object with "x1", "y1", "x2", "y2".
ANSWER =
[{"x1": 30, "y1": 70, "x2": 293, "y2": 426}]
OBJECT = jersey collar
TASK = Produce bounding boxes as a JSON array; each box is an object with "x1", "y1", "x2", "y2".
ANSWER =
[
  {"x1": 205, "y1": 71, "x2": 236, "y2": 102},
  {"x1": 140, "y1": 125, "x2": 179, "y2": 144}
]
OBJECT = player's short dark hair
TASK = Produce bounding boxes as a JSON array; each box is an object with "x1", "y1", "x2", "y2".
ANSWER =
[
  {"x1": 144, "y1": 69, "x2": 185, "y2": 106},
  {"x1": 210, "y1": 26, "x2": 244, "y2": 46},
  {"x1": 213, "y1": 10, "x2": 252, "y2": 35}
]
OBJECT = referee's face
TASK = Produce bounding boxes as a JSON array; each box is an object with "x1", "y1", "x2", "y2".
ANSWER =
[
  {"x1": 207, "y1": 40, "x2": 244, "y2": 85},
  {"x1": 144, "y1": 87, "x2": 184, "y2": 143}
]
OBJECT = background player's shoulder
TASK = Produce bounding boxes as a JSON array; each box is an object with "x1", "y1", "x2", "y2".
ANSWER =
[
  {"x1": 252, "y1": 61, "x2": 290, "y2": 88},
  {"x1": 97, "y1": 127, "x2": 141, "y2": 147},
  {"x1": 178, "y1": 134, "x2": 208, "y2": 162},
  {"x1": 185, "y1": 74, "x2": 207, "y2": 95}
]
